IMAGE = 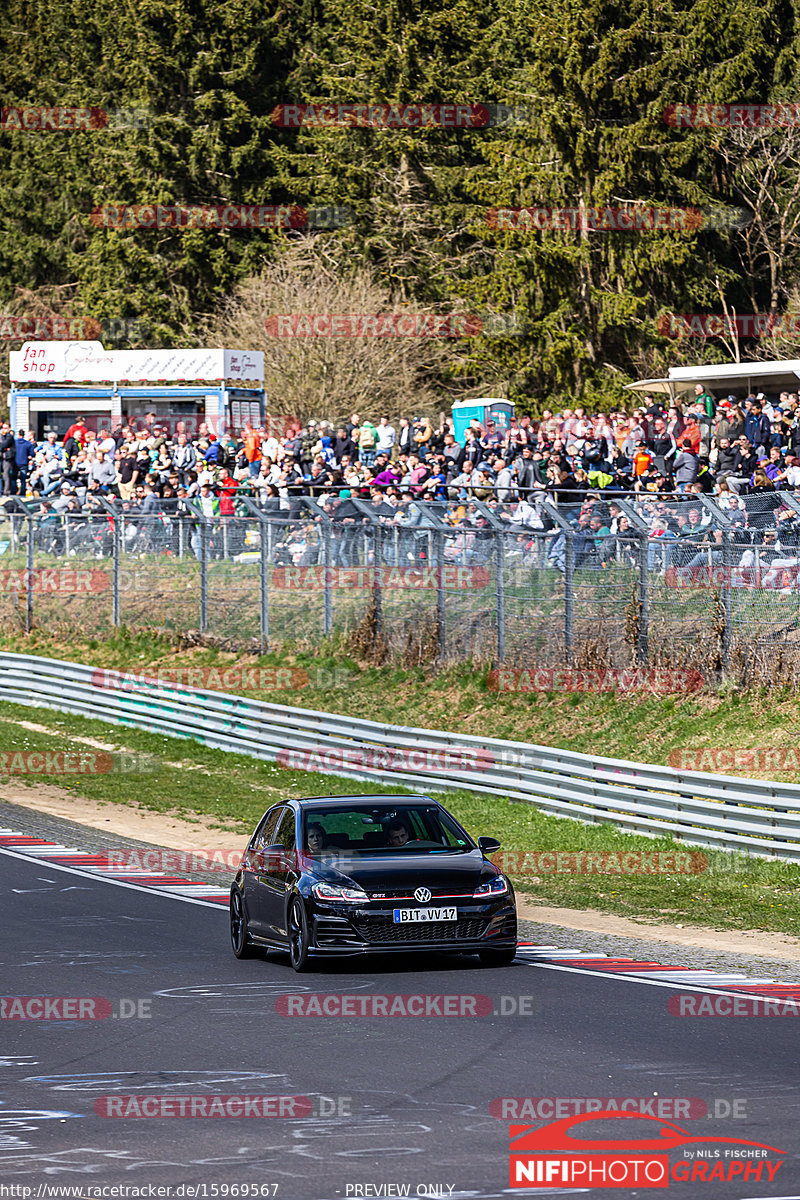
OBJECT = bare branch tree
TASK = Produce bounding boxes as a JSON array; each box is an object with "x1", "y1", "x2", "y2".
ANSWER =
[
  {"x1": 716, "y1": 128, "x2": 800, "y2": 317},
  {"x1": 199, "y1": 236, "x2": 491, "y2": 424}
]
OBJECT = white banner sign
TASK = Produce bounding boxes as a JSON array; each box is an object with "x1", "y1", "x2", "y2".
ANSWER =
[{"x1": 10, "y1": 342, "x2": 264, "y2": 384}]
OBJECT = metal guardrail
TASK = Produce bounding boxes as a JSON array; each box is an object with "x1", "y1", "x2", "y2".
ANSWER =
[{"x1": 2, "y1": 651, "x2": 799, "y2": 861}]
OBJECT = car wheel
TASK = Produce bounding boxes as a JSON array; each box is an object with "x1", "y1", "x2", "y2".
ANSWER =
[
  {"x1": 230, "y1": 888, "x2": 256, "y2": 959},
  {"x1": 479, "y1": 947, "x2": 517, "y2": 967},
  {"x1": 288, "y1": 897, "x2": 311, "y2": 973}
]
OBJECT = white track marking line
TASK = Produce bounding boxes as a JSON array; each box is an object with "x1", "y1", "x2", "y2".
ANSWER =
[
  {"x1": 0, "y1": 845, "x2": 229, "y2": 910},
  {"x1": 3, "y1": 840, "x2": 799, "y2": 998},
  {"x1": 524, "y1": 960, "x2": 800, "y2": 1003}
]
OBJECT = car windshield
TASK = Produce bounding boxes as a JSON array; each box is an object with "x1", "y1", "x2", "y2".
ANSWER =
[{"x1": 302, "y1": 804, "x2": 473, "y2": 854}]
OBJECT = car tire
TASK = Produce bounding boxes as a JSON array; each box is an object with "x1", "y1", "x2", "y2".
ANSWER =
[
  {"x1": 288, "y1": 897, "x2": 312, "y2": 973},
  {"x1": 479, "y1": 947, "x2": 517, "y2": 967},
  {"x1": 230, "y1": 888, "x2": 257, "y2": 959}
]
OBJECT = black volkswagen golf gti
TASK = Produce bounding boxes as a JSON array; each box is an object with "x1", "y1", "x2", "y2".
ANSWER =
[{"x1": 229, "y1": 794, "x2": 517, "y2": 971}]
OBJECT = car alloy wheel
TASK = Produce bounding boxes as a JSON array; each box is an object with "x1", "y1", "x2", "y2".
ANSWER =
[
  {"x1": 288, "y1": 897, "x2": 311, "y2": 972},
  {"x1": 230, "y1": 888, "x2": 256, "y2": 959}
]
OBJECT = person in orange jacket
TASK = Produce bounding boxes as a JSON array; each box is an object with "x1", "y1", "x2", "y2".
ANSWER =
[{"x1": 243, "y1": 425, "x2": 262, "y2": 477}]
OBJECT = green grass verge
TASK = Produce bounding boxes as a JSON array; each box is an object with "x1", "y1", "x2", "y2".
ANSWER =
[
  {"x1": 1, "y1": 625, "x2": 800, "y2": 777},
  {"x1": 1, "y1": 695, "x2": 799, "y2": 940}
]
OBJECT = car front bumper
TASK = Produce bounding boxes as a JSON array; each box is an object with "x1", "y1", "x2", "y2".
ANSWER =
[{"x1": 309, "y1": 899, "x2": 517, "y2": 955}]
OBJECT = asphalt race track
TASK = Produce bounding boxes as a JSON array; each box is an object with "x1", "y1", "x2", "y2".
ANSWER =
[{"x1": 2, "y1": 845, "x2": 800, "y2": 1199}]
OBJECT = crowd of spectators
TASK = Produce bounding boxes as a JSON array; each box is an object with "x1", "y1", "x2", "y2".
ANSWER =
[{"x1": 2, "y1": 387, "x2": 800, "y2": 581}]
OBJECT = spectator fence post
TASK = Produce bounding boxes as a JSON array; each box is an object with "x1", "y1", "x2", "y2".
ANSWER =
[
  {"x1": 638, "y1": 530, "x2": 649, "y2": 662},
  {"x1": 436, "y1": 529, "x2": 446, "y2": 659},
  {"x1": 697, "y1": 495, "x2": 735, "y2": 676},
  {"x1": 542, "y1": 500, "x2": 574, "y2": 661},
  {"x1": 240, "y1": 498, "x2": 272, "y2": 647},
  {"x1": 200, "y1": 519, "x2": 209, "y2": 632},
  {"x1": 112, "y1": 501, "x2": 121, "y2": 628},
  {"x1": 323, "y1": 524, "x2": 333, "y2": 636},
  {"x1": 178, "y1": 517, "x2": 185, "y2": 559},
  {"x1": 25, "y1": 510, "x2": 34, "y2": 633},
  {"x1": 721, "y1": 530, "x2": 732, "y2": 671},
  {"x1": 64, "y1": 513, "x2": 71, "y2": 558},
  {"x1": 564, "y1": 531, "x2": 574, "y2": 660},
  {"x1": 372, "y1": 525, "x2": 383, "y2": 637},
  {"x1": 259, "y1": 519, "x2": 269, "y2": 647},
  {"x1": 495, "y1": 530, "x2": 506, "y2": 662},
  {"x1": 615, "y1": 499, "x2": 651, "y2": 665}
]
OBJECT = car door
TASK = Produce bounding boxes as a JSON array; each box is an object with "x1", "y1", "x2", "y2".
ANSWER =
[
  {"x1": 260, "y1": 807, "x2": 298, "y2": 942},
  {"x1": 243, "y1": 807, "x2": 284, "y2": 935}
]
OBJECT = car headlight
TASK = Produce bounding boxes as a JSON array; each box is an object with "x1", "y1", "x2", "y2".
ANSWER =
[
  {"x1": 473, "y1": 875, "x2": 509, "y2": 898},
  {"x1": 312, "y1": 881, "x2": 369, "y2": 903}
]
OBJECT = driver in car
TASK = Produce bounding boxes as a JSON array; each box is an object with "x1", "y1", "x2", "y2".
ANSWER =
[
  {"x1": 307, "y1": 822, "x2": 330, "y2": 854},
  {"x1": 386, "y1": 819, "x2": 411, "y2": 847}
]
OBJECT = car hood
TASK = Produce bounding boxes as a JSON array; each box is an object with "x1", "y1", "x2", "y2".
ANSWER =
[{"x1": 308, "y1": 849, "x2": 493, "y2": 893}]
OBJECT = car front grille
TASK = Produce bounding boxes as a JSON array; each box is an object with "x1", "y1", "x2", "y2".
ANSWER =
[
  {"x1": 354, "y1": 917, "x2": 489, "y2": 943},
  {"x1": 367, "y1": 888, "x2": 475, "y2": 900}
]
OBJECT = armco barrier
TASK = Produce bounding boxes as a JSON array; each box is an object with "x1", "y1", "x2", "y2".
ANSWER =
[{"x1": 2, "y1": 653, "x2": 800, "y2": 861}]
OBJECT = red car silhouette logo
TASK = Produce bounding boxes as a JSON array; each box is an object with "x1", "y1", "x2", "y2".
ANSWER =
[{"x1": 510, "y1": 1111, "x2": 784, "y2": 1155}]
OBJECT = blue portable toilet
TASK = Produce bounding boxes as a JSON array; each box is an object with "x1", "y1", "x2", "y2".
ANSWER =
[{"x1": 451, "y1": 397, "x2": 515, "y2": 443}]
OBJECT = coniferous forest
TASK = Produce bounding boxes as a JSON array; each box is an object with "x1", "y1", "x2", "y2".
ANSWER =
[{"x1": 1, "y1": 0, "x2": 799, "y2": 410}]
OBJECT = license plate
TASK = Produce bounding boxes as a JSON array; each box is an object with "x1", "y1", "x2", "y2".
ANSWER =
[{"x1": 393, "y1": 907, "x2": 457, "y2": 923}]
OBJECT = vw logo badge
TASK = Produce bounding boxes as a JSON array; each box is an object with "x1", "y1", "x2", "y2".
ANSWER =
[{"x1": 414, "y1": 887, "x2": 432, "y2": 903}]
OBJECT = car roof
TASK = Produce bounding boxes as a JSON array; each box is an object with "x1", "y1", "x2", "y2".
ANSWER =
[{"x1": 288, "y1": 794, "x2": 435, "y2": 807}]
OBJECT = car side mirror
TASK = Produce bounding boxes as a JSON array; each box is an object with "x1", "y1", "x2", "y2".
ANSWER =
[
  {"x1": 253, "y1": 843, "x2": 286, "y2": 870},
  {"x1": 478, "y1": 836, "x2": 501, "y2": 855}
]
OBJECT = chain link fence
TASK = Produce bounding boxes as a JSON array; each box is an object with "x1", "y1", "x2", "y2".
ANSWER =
[{"x1": 5, "y1": 489, "x2": 800, "y2": 679}]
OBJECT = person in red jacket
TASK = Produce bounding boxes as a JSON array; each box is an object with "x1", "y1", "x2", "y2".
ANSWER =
[
  {"x1": 681, "y1": 415, "x2": 701, "y2": 454},
  {"x1": 64, "y1": 416, "x2": 88, "y2": 447},
  {"x1": 217, "y1": 467, "x2": 238, "y2": 515},
  {"x1": 632, "y1": 441, "x2": 654, "y2": 476}
]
